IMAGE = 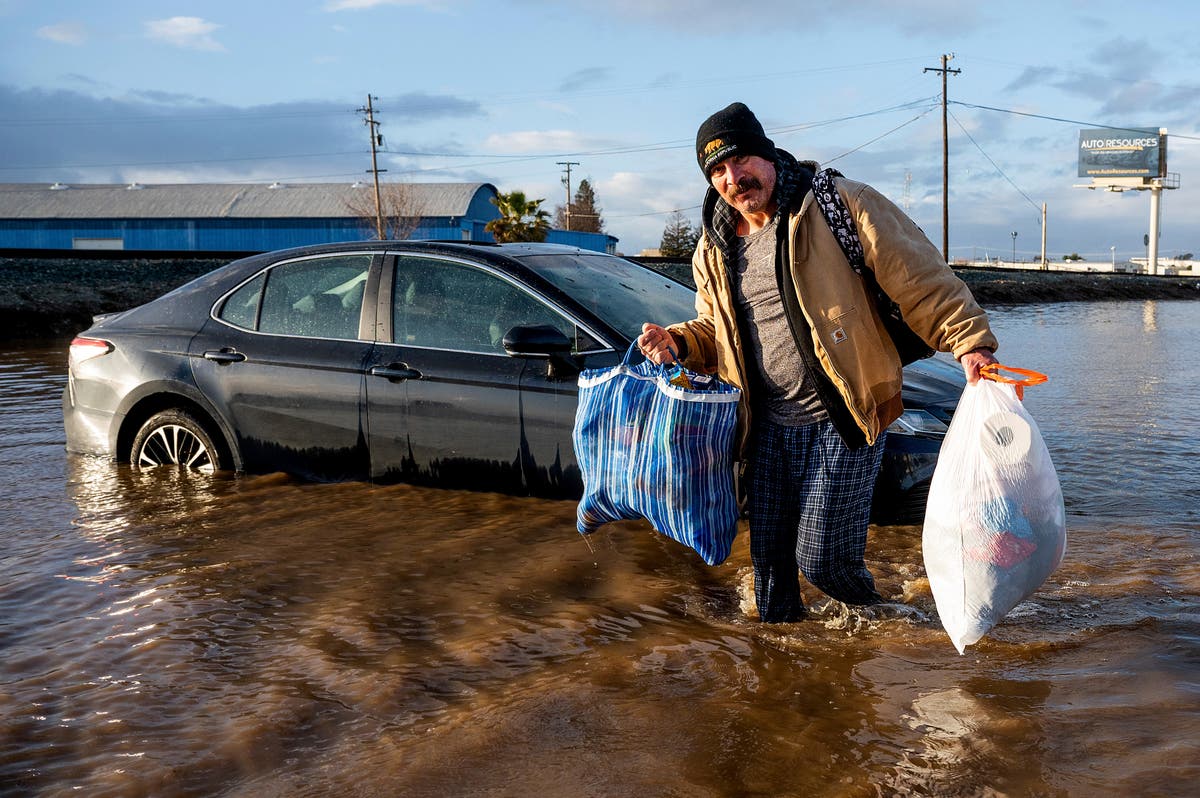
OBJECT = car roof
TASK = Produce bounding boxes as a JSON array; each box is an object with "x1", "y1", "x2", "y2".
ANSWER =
[{"x1": 235, "y1": 239, "x2": 598, "y2": 264}]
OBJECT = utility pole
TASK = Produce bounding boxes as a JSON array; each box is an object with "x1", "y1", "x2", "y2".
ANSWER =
[
  {"x1": 557, "y1": 161, "x2": 579, "y2": 231},
  {"x1": 924, "y1": 54, "x2": 961, "y2": 263},
  {"x1": 358, "y1": 95, "x2": 386, "y2": 240}
]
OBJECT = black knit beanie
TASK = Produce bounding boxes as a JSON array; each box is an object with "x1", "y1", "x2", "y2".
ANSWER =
[{"x1": 695, "y1": 102, "x2": 776, "y2": 177}]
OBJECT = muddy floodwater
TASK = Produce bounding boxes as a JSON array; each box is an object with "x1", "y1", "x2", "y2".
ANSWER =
[{"x1": 2, "y1": 300, "x2": 1197, "y2": 797}]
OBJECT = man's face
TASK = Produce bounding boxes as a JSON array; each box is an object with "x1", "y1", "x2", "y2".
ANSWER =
[{"x1": 709, "y1": 154, "x2": 777, "y2": 217}]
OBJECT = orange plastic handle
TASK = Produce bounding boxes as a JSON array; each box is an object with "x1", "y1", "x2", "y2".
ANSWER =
[{"x1": 980, "y1": 363, "x2": 1048, "y2": 387}]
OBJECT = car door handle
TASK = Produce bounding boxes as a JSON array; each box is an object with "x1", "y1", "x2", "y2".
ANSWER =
[
  {"x1": 203, "y1": 348, "x2": 246, "y2": 364},
  {"x1": 369, "y1": 363, "x2": 422, "y2": 382}
]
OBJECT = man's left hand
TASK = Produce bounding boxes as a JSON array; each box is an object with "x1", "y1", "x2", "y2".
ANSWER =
[{"x1": 959, "y1": 347, "x2": 999, "y2": 384}]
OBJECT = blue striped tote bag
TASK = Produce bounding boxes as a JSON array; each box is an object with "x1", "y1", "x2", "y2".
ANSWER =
[{"x1": 572, "y1": 345, "x2": 741, "y2": 565}]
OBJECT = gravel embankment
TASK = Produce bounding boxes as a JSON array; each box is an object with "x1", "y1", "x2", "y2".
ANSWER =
[
  {"x1": 2, "y1": 256, "x2": 229, "y2": 340},
  {"x1": 2, "y1": 254, "x2": 1197, "y2": 342}
]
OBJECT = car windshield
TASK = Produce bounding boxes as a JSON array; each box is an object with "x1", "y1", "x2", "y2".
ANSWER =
[{"x1": 517, "y1": 253, "x2": 696, "y2": 342}]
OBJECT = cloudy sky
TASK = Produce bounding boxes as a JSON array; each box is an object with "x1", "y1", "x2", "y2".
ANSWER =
[{"x1": 2, "y1": 0, "x2": 1197, "y2": 259}]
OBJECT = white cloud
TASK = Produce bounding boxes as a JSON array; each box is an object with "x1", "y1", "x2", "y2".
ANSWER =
[
  {"x1": 542, "y1": 0, "x2": 983, "y2": 36},
  {"x1": 594, "y1": 170, "x2": 706, "y2": 254},
  {"x1": 144, "y1": 17, "x2": 225, "y2": 52},
  {"x1": 535, "y1": 100, "x2": 577, "y2": 116},
  {"x1": 324, "y1": 0, "x2": 444, "y2": 10},
  {"x1": 483, "y1": 129, "x2": 600, "y2": 154},
  {"x1": 37, "y1": 21, "x2": 87, "y2": 45},
  {"x1": 602, "y1": 171, "x2": 696, "y2": 215}
]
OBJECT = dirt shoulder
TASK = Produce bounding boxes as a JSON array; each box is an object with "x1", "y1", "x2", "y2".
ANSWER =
[{"x1": 3, "y1": 254, "x2": 1198, "y2": 342}]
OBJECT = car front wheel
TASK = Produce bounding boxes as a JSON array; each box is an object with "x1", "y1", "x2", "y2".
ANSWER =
[{"x1": 131, "y1": 410, "x2": 224, "y2": 473}]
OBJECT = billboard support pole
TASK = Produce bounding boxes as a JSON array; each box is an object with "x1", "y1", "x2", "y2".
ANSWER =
[
  {"x1": 1040, "y1": 203, "x2": 1047, "y2": 270},
  {"x1": 1149, "y1": 183, "x2": 1162, "y2": 276}
]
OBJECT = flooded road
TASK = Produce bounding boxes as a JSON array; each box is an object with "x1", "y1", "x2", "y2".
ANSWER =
[{"x1": 2, "y1": 300, "x2": 1198, "y2": 797}]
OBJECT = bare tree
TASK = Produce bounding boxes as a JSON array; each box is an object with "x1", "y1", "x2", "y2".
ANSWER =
[{"x1": 344, "y1": 182, "x2": 427, "y2": 240}]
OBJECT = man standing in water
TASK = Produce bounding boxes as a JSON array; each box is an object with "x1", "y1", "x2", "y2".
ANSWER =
[{"x1": 637, "y1": 102, "x2": 999, "y2": 622}]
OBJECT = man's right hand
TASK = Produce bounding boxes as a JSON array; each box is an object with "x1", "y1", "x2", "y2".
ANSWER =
[{"x1": 637, "y1": 323, "x2": 678, "y2": 365}]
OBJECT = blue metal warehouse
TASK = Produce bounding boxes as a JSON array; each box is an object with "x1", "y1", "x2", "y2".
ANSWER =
[{"x1": 0, "y1": 182, "x2": 618, "y2": 254}]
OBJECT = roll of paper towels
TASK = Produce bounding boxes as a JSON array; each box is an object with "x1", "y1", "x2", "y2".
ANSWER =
[{"x1": 980, "y1": 411, "x2": 1034, "y2": 465}]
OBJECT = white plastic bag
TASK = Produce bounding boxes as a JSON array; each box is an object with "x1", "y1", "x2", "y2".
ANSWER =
[{"x1": 922, "y1": 374, "x2": 1066, "y2": 653}]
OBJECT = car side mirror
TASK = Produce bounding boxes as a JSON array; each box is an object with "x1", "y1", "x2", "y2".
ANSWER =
[
  {"x1": 502, "y1": 324, "x2": 572, "y2": 356},
  {"x1": 502, "y1": 324, "x2": 578, "y2": 380}
]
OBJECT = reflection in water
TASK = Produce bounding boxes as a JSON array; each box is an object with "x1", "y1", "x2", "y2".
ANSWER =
[
  {"x1": 892, "y1": 682, "x2": 1055, "y2": 796},
  {"x1": 3, "y1": 303, "x2": 1200, "y2": 796}
]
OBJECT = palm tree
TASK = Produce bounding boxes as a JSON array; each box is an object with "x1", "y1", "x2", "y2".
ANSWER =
[{"x1": 486, "y1": 191, "x2": 551, "y2": 243}]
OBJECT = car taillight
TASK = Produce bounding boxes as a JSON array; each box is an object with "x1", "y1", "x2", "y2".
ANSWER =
[{"x1": 69, "y1": 336, "x2": 113, "y2": 368}]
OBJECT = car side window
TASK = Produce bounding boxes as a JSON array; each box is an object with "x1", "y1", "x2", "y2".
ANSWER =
[
  {"x1": 219, "y1": 272, "x2": 264, "y2": 330},
  {"x1": 242, "y1": 255, "x2": 371, "y2": 339},
  {"x1": 393, "y1": 257, "x2": 586, "y2": 353}
]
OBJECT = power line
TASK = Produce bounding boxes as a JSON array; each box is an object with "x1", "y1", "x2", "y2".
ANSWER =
[
  {"x1": 0, "y1": 61, "x2": 935, "y2": 129},
  {"x1": 380, "y1": 57, "x2": 934, "y2": 109},
  {"x1": 606, "y1": 204, "x2": 702, "y2": 220},
  {"x1": 768, "y1": 97, "x2": 939, "y2": 136},
  {"x1": 823, "y1": 107, "x2": 936, "y2": 164},
  {"x1": 609, "y1": 105, "x2": 939, "y2": 221},
  {"x1": 950, "y1": 100, "x2": 1200, "y2": 141},
  {"x1": 955, "y1": 53, "x2": 1200, "y2": 95},
  {"x1": 947, "y1": 107, "x2": 1042, "y2": 216},
  {"x1": 0, "y1": 109, "x2": 360, "y2": 128},
  {"x1": 2, "y1": 96, "x2": 941, "y2": 176},
  {"x1": 353, "y1": 97, "x2": 943, "y2": 162}
]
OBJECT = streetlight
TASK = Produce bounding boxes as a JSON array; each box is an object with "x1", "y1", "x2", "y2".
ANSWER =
[{"x1": 1011, "y1": 231, "x2": 1018, "y2": 265}]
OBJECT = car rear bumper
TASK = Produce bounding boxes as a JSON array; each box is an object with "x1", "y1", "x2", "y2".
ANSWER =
[{"x1": 62, "y1": 385, "x2": 119, "y2": 458}]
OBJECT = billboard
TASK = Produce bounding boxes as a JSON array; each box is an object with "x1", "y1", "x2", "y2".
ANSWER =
[{"x1": 1078, "y1": 127, "x2": 1165, "y2": 179}]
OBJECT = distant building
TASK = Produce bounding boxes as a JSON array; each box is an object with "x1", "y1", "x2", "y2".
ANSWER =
[{"x1": 0, "y1": 182, "x2": 618, "y2": 254}]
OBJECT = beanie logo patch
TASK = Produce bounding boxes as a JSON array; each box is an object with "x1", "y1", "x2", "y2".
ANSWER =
[{"x1": 703, "y1": 138, "x2": 726, "y2": 157}]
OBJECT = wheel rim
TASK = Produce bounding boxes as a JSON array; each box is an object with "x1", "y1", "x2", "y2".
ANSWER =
[{"x1": 137, "y1": 424, "x2": 216, "y2": 473}]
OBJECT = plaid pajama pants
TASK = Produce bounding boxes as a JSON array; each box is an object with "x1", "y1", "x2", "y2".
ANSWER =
[{"x1": 748, "y1": 419, "x2": 887, "y2": 622}]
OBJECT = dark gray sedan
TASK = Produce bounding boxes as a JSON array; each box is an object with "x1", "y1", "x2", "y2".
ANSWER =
[{"x1": 63, "y1": 241, "x2": 960, "y2": 523}]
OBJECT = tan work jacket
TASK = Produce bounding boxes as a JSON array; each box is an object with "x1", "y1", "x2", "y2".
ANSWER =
[{"x1": 667, "y1": 175, "x2": 998, "y2": 458}]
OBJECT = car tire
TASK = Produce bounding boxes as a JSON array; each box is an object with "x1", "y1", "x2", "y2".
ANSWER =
[{"x1": 131, "y1": 409, "x2": 224, "y2": 473}]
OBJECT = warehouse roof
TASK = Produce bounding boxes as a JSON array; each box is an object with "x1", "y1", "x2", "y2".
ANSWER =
[{"x1": 0, "y1": 182, "x2": 497, "y2": 220}]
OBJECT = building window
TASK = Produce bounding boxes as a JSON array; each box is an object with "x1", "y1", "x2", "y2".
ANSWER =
[{"x1": 72, "y1": 238, "x2": 124, "y2": 250}]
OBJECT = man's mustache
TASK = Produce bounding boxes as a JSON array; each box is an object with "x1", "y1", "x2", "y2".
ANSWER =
[{"x1": 732, "y1": 177, "x2": 763, "y2": 196}]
